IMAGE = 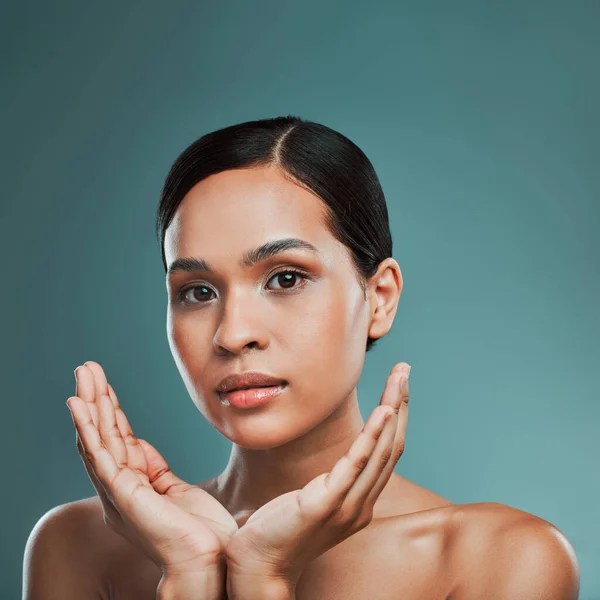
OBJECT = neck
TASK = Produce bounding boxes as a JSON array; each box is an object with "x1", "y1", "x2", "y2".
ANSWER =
[{"x1": 214, "y1": 388, "x2": 366, "y2": 520}]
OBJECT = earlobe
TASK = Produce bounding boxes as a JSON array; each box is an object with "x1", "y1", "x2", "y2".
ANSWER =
[{"x1": 368, "y1": 304, "x2": 392, "y2": 341}]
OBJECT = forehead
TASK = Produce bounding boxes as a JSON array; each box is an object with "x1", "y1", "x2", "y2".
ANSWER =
[{"x1": 164, "y1": 166, "x2": 337, "y2": 265}]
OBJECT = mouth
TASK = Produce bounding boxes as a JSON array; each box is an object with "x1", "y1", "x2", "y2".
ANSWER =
[{"x1": 218, "y1": 383, "x2": 288, "y2": 409}]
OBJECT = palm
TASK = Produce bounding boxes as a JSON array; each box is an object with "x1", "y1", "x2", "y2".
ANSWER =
[
  {"x1": 71, "y1": 361, "x2": 239, "y2": 572},
  {"x1": 108, "y1": 469, "x2": 237, "y2": 567},
  {"x1": 225, "y1": 362, "x2": 411, "y2": 584},
  {"x1": 225, "y1": 484, "x2": 325, "y2": 577},
  {"x1": 138, "y1": 439, "x2": 239, "y2": 548},
  {"x1": 166, "y1": 486, "x2": 239, "y2": 539}
]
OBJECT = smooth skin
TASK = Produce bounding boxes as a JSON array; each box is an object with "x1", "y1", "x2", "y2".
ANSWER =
[
  {"x1": 30, "y1": 164, "x2": 578, "y2": 600},
  {"x1": 68, "y1": 363, "x2": 237, "y2": 593},
  {"x1": 224, "y1": 365, "x2": 410, "y2": 594},
  {"x1": 67, "y1": 360, "x2": 410, "y2": 599}
]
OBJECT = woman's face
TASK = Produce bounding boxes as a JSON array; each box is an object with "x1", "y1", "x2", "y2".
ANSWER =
[{"x1": 164, "y1": 165, "x2": 378, "y2": 449}]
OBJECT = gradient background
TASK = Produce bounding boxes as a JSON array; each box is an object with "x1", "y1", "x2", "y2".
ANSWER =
[{"x1": 3, "y1": 1, "x2": 598, "y2": 598}]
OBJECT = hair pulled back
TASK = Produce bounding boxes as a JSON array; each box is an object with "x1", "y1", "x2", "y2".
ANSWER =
[{"x1": 156, "y1": 115, "x2": 393, "y2": 352}]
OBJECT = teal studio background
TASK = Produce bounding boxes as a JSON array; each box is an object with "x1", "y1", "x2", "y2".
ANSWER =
[{"x1": 2, "y1": 1, "x2": 598, "y2": 597}]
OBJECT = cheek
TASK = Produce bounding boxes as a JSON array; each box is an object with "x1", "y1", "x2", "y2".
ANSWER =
[
  {"x1": 163, "y1": 290, "x2": 370, "y2": 449},
  {"x1": 167, "y1": 315, "x2": 215, "y2": 410},
  {"x1": 281, "y1": 283, "x2": 368, "y2": 404},
  {"x1": 167, "y1": 315, "x2": 202, "y2": 371}
]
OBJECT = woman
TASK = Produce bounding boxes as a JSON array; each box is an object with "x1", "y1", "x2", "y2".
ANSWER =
[{"x1": 24, "y1": 116, "x2": 579, "y2": 600}]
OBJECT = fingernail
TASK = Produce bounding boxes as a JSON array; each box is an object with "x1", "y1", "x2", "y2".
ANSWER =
[
  {"x1": 74, "y1": 366, "x2": 82, "y2": 380},
  {"x1": 400, "y1": 373, "x2": 409, "y2": 395}
]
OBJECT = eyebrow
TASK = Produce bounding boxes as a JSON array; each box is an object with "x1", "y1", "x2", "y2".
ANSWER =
[{"x1": 167, "y1": 237, "x2": 320, "y2": 277}]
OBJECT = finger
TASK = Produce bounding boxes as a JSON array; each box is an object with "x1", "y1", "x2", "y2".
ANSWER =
[
  {"x1": 69, "y1": 371, "x2": 116, "y2": 513},
  {"x1": 363, "y1": 366, "x2": 410, "y2": 509},
  {"x1": 70, "y1": 403, "x2": 113, "y2": 500},
  {"x1": 380, "y1": 363, "x2": 408, "y2": 409},
  {"x1": 97, "y1": 392, "x2": 128, "y2": 470},
  {"x1": 75, "y1": 363, "x2": 128, "y2": 481},
  {"x1": 82, "y1": 361, "x2": 110, "y2": 400},
  {"x1": 83, "y1": 363, "x2": 184, "y2": 495},
  {"x1": 85, "y1": 363, "x2": 149, "y2": 483},
  {"x1": 336, "y1": 377, "x2": 401, "y2": 512},
  {"x1": 75, "y1": 365, "x2": 99, "y2": 425},
  {"x1": 320, "y1": 366, "x2": 406, "y2": 515},
  {"x1": 74, "y1": 364, "x2": 108, "y2": 497},
  {"x1": 68, "y1": 396, "x2": 176, "y2": 546},
  {"x1": 67, "y1": 396, "x2": 121, "y2": 504},
  {"x1": 106, "y1": 379, "x2": 185, "y2": 493},
  {"x1": 107, "y1": 383, "x2": 149, "y2": 484},
  {"x1": 323, "y1": 402, "x2": 395, "y2": 503},
  {"x1": 137, "y1": 438, "x2": 190, "y2": 495}
]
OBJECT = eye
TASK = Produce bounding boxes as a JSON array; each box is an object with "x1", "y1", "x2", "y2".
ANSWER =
[
  {"x1": 266, "y1": 268, "x2": 309, "y2": 292},
  {"x1": 177, "y1": 268, "x2": 310, "y2": 306},
  {"x1": 178, "y1": 284, "x2": 216, "y2": 305}
]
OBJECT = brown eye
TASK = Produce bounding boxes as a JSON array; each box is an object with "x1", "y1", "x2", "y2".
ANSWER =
[
  {"x1": 178, "y1": 284, "x2": 216, "y2": 304},
  {"x1": 266, "y1": 269, "x2": 308, "y2": 291},
  {"x1": 177, "y1": 268, "x2": 310, "y2": 306}
]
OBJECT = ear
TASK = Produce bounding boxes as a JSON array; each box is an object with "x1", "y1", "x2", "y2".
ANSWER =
[{"x1": 367, "y1": 258, "x2": 402, "y2": 341}]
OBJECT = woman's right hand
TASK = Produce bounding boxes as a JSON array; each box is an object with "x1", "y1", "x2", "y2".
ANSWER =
[{"x1": 68, "y1": 361, "x2": 239, "y2": 581}]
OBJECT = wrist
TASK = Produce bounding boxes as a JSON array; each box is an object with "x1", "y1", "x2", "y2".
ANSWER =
[
  {"x1": 226, "y1": 573, "x2": 296, "y2": 600},
  {"x1": 157, "y1": 564, "x2": 227, "y2": 600}
]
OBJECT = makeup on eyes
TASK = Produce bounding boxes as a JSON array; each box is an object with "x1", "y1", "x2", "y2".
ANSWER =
[{"x1": 177, "y1": 267, "x2": 311, "y2": 305}]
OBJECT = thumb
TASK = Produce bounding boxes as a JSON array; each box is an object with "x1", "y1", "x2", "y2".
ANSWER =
[{"x1": 137, "y1": 438, "x2": 189, "y2": 494}]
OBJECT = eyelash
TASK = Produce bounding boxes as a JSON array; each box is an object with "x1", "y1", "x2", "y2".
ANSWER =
[{"x1": 177, "y1": 268, "x2": 310, "y2": 306}]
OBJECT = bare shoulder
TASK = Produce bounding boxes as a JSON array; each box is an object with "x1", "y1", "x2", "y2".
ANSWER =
[
  {"x1": 72, "y1": 495, "x2": 163, "y2": 597},
  {"x1": 23, "y1": 496, "x2": 110, "y2": 599},
  {"x1": 449, "y1": 502, "x2": 580, "y2": 600},
  {"x1": 26, "y1": 495, "x2": 163, "y2": 600}
]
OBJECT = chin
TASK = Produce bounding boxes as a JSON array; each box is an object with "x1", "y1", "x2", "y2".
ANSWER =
[
  {"x1": 215, "y1": 411, "x2": 311, "y2": 450},
  {"x1": 229, "y1": 424, "x2": 297, "y2": 450}
]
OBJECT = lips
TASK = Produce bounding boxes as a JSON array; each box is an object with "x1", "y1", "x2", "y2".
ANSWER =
[
  {"x1": 219, "y1": 383, "x2": 287, "y2": 409},
  {"x1": 216, "y1": 371, "x2": 287, "y2": 394}
]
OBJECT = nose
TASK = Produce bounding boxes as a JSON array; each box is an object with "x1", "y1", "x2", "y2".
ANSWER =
[{"x1": 212, "y1": 289, "x2": 269, "y2": 356}]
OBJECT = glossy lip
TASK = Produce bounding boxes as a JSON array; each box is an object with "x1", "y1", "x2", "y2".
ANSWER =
[
  {"x1": 219, "y1": 383, "x2": 287, "y2": 409},
  {"x1": 216, "y1": 371, "x2": 287, "y2": 394}
]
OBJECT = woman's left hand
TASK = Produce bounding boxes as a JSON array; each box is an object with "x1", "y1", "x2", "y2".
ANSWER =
[{"x1": 224, "y1": 362, "x2": 411, "y2": 592}]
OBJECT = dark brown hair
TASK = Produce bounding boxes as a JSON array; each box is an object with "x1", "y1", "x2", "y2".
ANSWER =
[{"x1": 156, "y1": 115, "x2": 393, "y2": 352}]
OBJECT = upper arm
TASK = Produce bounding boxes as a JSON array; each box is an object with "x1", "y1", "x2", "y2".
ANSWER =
[
  {"x1": 454, "y1": 508, "x2": 580, "y2": 600},
  {"x1": 23, "y1": 502, "x2": 105, "y2": 600}
]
